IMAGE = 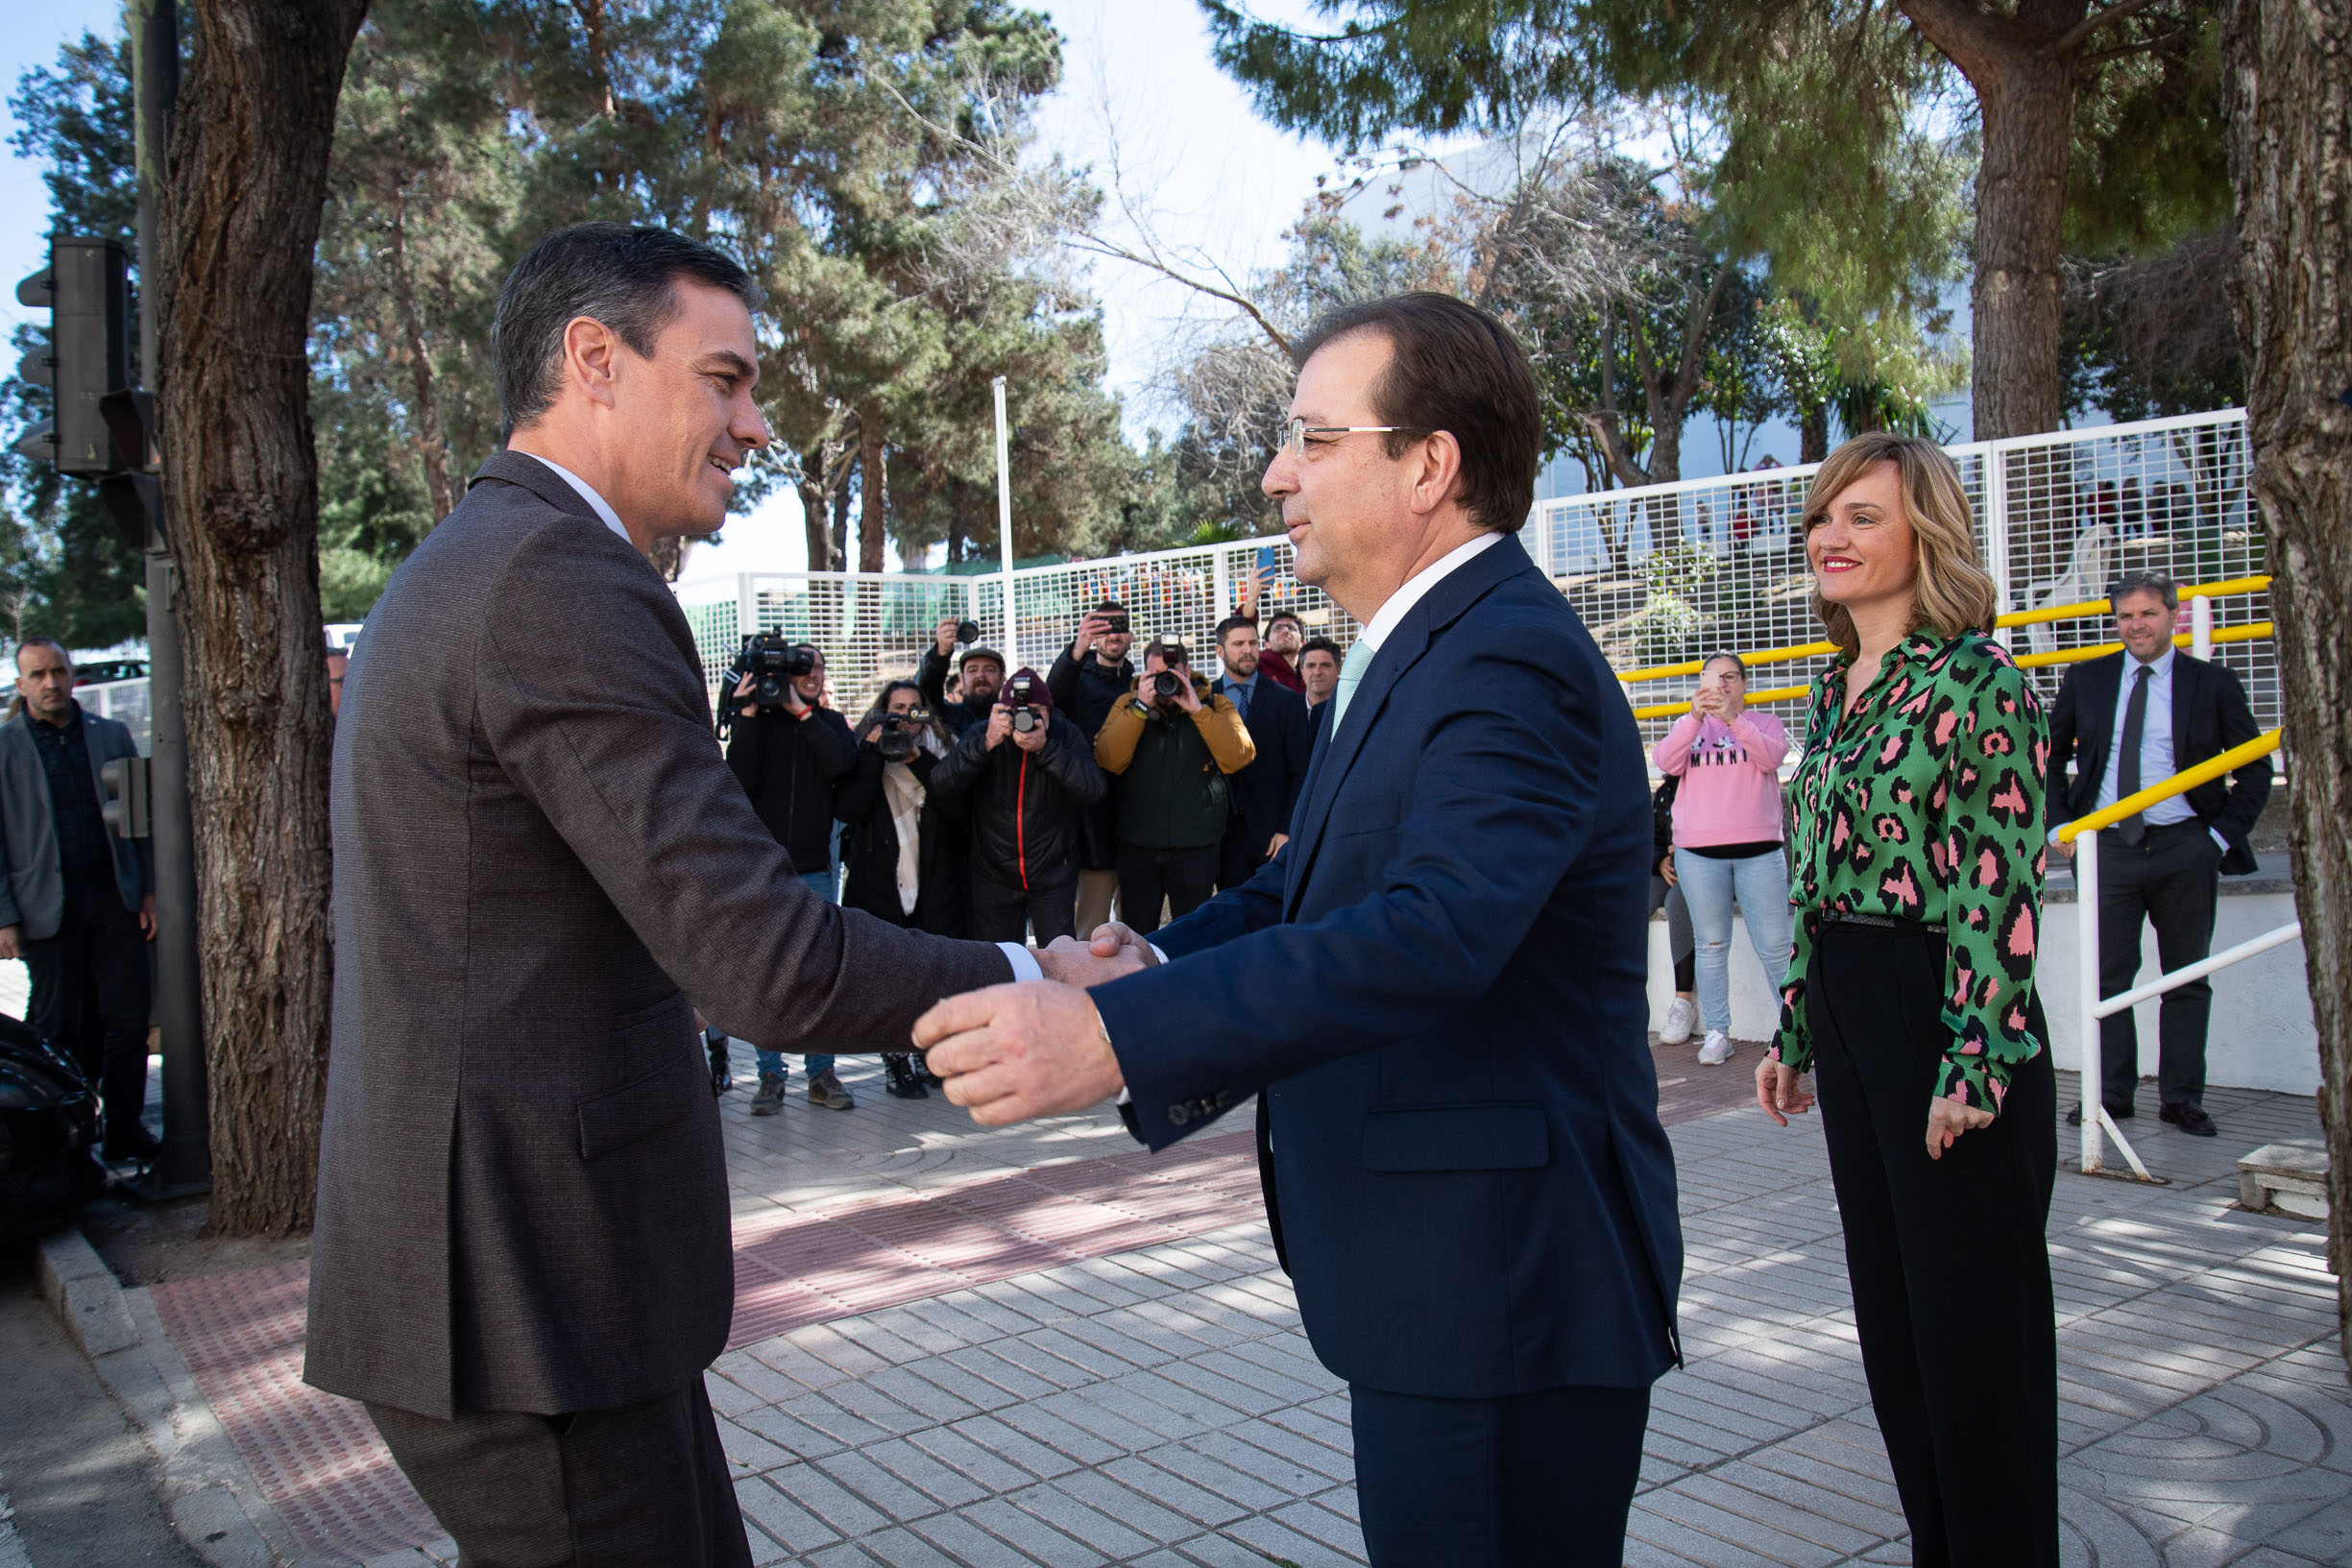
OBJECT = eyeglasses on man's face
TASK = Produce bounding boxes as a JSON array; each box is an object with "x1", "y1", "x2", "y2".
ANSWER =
[{"x1": 1279, "y1": 416, "x2": 1431, "y2": 459}]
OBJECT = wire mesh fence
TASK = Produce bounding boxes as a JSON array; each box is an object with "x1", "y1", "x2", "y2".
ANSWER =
[{"x1": 675, "y1": 407, "x2": 2267, "y2": 759}]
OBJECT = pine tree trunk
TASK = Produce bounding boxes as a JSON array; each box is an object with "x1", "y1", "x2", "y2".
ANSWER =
[
  {"x1": 858, "y1": 414, "x2": 887, "y2": 573},
  {"x1": 2222, "y1": 0, "x2": 2352, "y2": 1384},
  {"x1": 385, "y1": 195, "x2": 452, "y2": 522},
  {"x1": 158, "y1": 0, "x2": 366, "y2": 1235},
  {"x1": 1901, "y1": 1, "x2": 2082, "y2": 441},
  {"x1": 798, "y1": 440, "x2": 834, "y2": 571},
  {"x1": 1799, "y1": 404, "x2": 1829, "y2": 465}
]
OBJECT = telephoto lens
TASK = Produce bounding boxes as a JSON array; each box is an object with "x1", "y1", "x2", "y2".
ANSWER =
[{"x1": 957, "y1": 618, "x2": 982, "y2": 644}]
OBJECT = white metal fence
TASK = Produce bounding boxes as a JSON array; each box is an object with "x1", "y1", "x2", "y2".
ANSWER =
[{"x1": 667, "y1": 409, "x2": 2272, "y2": 747}]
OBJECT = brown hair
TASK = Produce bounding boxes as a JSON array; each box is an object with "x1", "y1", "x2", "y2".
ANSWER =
[
  {"x1": 1800, "y1": 434, "x2": 1999, "y2": 662},
  {"x1": 1293, "y1": 292, "x2": 1542, "y2": 534}
]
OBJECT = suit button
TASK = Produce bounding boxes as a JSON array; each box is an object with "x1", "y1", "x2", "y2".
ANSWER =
[
  {"x1": 1212, "y1": 1091, "x2": 1232, "y2": 1111},
  {"x1": 1167, "y1": 1104, "x2": 1190, "y2": 1127}
]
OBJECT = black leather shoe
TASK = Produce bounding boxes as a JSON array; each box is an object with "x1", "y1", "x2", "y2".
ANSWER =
[
  {"x1": 883, "y1": 1054, "x2": 929, "y2": 1099},
  {"x1": 2160, "y1": 1101, "x2": 2218, "y2": 1137},
  {"x1": 104, "y1": 1124, "x2": 162, "y2": 1163},
  {"x1": 2065, "y1": 1101, "x2": 2134, "y2": 1126}
]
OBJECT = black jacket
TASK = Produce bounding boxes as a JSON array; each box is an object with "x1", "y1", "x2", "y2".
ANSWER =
[
  {"x1": 724, "y1": 704, "x2": 857, "y2": 869},
  {"x1": 833, "y1": 746, "x2": 970, "y2": 936},
  {"x1": 917, "y1": 645, "x2": 999, "y2": 737},
  {"x1": 1047, "y1": 642, "x2": 1135, "y2": 869},
  {"x1": 928, "y1": 711, "x2": 1108, "y2": 890},
  {"x1": 1213, "y1": 674, "x2": 1312, "y2": 856},
  {"x1": 2048, "y1": 649, "x2": 2271, "y2": 875}
]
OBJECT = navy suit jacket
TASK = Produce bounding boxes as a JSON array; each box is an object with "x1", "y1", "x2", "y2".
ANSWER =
[
  {"x1": 2046, "y1": 650, "x2": 2270, "y2": 875},
  {"x1": 1213, "y1": 673, "x2": 1312, "y2": 856},
  {"x1": 1093, "y1": 535, "x2": 1684, "y2": 1399}
]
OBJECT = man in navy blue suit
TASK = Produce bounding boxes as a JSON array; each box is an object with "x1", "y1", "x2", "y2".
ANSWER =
[
  {"x1": 915, "y1": 292, "x2": 1683, "y2": 1566},
  {"x1": 1209, "y1": 614, "x2": 1313, "y2": 892}
]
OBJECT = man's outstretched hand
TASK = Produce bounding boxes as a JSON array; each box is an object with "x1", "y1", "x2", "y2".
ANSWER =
[{"x1": 914, "y1": 981, "x2": 1125, "y2": 1126}]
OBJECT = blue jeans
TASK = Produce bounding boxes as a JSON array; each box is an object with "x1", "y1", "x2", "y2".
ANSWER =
[
  {"x1": 1673, "y1": 846, "x2": 1795, "y2": 1038},
  {"x1": 757, "y1": 868, "x2": 838, "y2": 1079}
]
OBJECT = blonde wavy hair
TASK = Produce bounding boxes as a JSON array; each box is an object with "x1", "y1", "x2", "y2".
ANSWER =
[{"x1": 1800, "y1": 433, "x2": 2000, "y2": 662}]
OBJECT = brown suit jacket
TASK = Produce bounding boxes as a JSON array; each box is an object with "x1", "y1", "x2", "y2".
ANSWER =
[{"x1": 304, "y1": 451, "x2": 1009, "y2": 1419}]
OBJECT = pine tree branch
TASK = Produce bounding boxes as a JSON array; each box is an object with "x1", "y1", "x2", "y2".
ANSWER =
[{"x1": 2049, "y1": 0, "x2": 2175, "y2": 56}]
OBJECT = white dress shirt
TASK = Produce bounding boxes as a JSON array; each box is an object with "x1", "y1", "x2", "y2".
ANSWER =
[
  {"x1": 521, "y1": 452, "x2": 636, "y2": 547},
  {"x1": 519, "y1": 454, "x2": 1045, "y2": 980},
  {"x1": 1351, "y1": 529, "x2": 1505, "y2": 659}
]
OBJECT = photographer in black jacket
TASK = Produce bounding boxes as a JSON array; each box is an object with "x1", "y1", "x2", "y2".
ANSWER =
[
  {"x1": 836, "y1": 681, "x2": 968, "y2": 1098},
  {"x1": 927, "y1": 666, "x2": 1107, "y2": 944},
  {"x1": 724, "y1": 646, "x2": 860, "y2": 1112},
  {"x1": 919, "y1": 617, "x2": 1006, "y2": 737},
  {"x1": 1047, "y1": 598, "x2": 1136, "y2": 933}
]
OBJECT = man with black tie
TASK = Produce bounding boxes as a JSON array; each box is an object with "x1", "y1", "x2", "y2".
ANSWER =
[
  {"x1": 1210, "y1": 615, "x2": 1312, "y2": 892},
  {"x1": 914, "y1": 292, "x2": 1683, "y2": 1566},
  {"x1": 2049, "y1": 569, "x2": 2271, "y2": 1137}
]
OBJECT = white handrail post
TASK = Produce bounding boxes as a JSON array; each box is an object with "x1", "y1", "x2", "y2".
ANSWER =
[
  {"x1": 2074, "y1": 826, "x2": 2104, "y2": 1175},
  {"x1": 735, "y1": 571, "x2": 757, "y2": 645},
  {"x1": 1983, "y1": 441, "x2": 2013, "y2": 613},
  {"x1": 993, "y1": 376, "x2": 1015, "y2": 657},
  {"x1": 2191, "y1": 592, "x2": 2214, "y2": 660},
  {"x1": 1213, "y1": 545, "x2": 1232, "y2": 620}
]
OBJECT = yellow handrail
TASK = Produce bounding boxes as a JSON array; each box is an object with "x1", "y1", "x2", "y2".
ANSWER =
[
  {"x1": 1616, "y1": 573, "x2": 2273, "y2": 686},
  {"x1": 1634, "y1": 623, "x2": 2273, "y2": 720},
  {"x1": 2013, "y1": 622, "x2": 2272, "y2": 669},
  {"x1": 2056, "y1": 729, "x2": 2281, "y2": 843}
]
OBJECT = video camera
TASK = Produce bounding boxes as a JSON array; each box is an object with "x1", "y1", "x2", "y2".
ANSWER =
[
  {"x1": 875, "y1": 708, "x2": 934, "y2": 762},
  {"x1": 716, "y1": 632, "x2": 819, "y2": 737},
  {"x1": 1004, "y1": 672, "x2": 1042, "y2": 733}
]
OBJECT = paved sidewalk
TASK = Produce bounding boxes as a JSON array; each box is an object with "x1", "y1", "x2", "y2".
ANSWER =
[{"x1": 137, "y1": 1046, "x2": 2345, "y2": 1567}]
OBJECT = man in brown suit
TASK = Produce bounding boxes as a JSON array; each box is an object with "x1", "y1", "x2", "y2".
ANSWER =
[{"x1": 304, "y1": 225, "x2": 1062, "y2": 1566}]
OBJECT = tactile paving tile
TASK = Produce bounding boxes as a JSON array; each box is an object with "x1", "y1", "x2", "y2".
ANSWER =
[
  {"x1": 148, "y1": 1260, "x2": 440, "y2": 1562},
  {"x1": 726, "y1": 1129, "x2": 1262, "y2": 1346}
]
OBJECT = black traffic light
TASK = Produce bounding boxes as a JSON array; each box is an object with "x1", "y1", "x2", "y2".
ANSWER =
[
  {"x1": 98, "y1": 388, "x2": 165, "y2": 553},
  {"x1": 13, "y1": 237, "x2": 133, "y2": 477},
  {"x1": 101, "y1": 755, "x2": 151, "y2": 839}
]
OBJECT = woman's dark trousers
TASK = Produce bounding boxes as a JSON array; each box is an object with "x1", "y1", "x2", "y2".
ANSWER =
[{"x1": 1808, "y1": 920, "x2": 2058, "y2": 1567}]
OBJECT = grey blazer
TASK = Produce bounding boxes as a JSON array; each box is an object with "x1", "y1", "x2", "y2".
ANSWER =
[
  {"x1": 0, "y1": 705, "x2": 152, "y2": 937},
  {"x1": 304, "y1": 451, "x2": 1011, "y2": 1420}
]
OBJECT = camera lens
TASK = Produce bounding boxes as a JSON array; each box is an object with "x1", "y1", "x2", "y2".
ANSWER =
[
  {"x1": 1152, "y1": 671, "x2": 1183, "y2": 700},
  {"x1": 957, "y1": 618, "x2": 982, "y2": 644}
]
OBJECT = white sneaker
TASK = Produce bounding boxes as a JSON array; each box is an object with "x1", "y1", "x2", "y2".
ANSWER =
[
  {"x1": 1698, "y1": 1030, "x2": 1735, "y2": 1066},
  {"x1": 1658, "y1": 996, "x2": 1699, "y2": 1046}
]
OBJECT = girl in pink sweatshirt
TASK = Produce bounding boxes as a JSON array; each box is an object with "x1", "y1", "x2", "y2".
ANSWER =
[{"x1": 1651, "y1": 653, "x2": 1794, "y2": 1065}]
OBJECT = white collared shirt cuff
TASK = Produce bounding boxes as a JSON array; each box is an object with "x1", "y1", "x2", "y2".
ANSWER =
[
  {"x1": 2210, "y1": 828, "x2": 2230, "y2": 854},
  {"x1": 999, "y1": 943, "x2": 1042, "y2": 981}
]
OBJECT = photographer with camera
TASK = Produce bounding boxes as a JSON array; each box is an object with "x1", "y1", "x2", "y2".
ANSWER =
[
  {"x1": 724, "y1": 639, "x2": 861, "y2": 1112},
  {"x1": 1048, "y1": 598, "x2": 1136, "y2": 932},
  {"x1": 836, "y1": 681, "x2": 968, "y2": 1098},
  {"x1": 926, "y1": 666, "x2": 1106, "y2": 945},
  {"x1": 1092, "y1": 638, "x2": 1254, "y2": 934},
  {"x1": 920, "y1": 616, "x2": 1006, "y2": 737}
]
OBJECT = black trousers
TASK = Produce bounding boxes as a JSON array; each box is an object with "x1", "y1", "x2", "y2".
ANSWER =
[
  {"x1": 367, "y1": 1377, "x2": 751, "y2": 1568},
  {"x1": 1350, "y1": 1381, "x2": 1651, "y2": 1567},
  {"x1": 1808, "y1": 920, "x2": 2058, "y2": 1568},
  {"x1": 1115, "y1": 840, "x2": 1217, "y2": 935},
  {"x1": 2096, "y1": 821, "x2": 2221, "y2": 1110},
  {"x1": 24, "y1": 877, "x2": 151, "y2": 1149},
  {"x1": 968, "y1": 870, "x2": 1076, "y2": 945}
]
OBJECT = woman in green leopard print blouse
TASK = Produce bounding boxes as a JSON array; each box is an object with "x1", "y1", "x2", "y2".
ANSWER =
[{"x1": 1755, "y1": 434, "x2": 2058, "y2": 1568}]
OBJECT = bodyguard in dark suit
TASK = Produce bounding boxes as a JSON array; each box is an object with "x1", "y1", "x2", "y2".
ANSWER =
[
  {"x1": 306, "y1": 225, "x2": 1052, "y2": 1567},
  {"x1": 1209, "y1": 614, "x2": 1312, "y2": 892},
  {"x1": 2048, "y1": 569, "x2": 2270, "y2": 1137},
  {"x1": 0, "y1": 639, "x2": 156, "y2": 1160},
  {"x1": 916, "y1": 293, "x2": 1683, "y2": 1567}
]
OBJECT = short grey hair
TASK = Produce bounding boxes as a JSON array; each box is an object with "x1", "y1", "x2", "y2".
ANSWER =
[
  {"x1": 491, "y1": 223, "x2": 764, "y2": 436},
  {"x1": 2109, "y1": 570, "x2": 2179, "y2": 613}
]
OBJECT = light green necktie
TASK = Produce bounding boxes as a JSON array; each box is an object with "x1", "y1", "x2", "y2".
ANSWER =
[{"x1": 1327, "y1": 638, "x2": 1375, "y2": 736}]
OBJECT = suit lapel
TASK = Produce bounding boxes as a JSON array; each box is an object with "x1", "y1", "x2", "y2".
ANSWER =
[
  {"x1": 2079, "y1": 653, "x2": 2122, "y2": 806},
  {"x1": 1281, "y1": 537, "x2": 1531, "y2": 917},
  {"x1": 2170, "y1": 652, "x2": 2195, "y2": 768}
]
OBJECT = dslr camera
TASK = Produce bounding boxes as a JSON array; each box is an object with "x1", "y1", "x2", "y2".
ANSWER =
[
  {"x1": 875, "y1": 708, "x2": 934, "y2": 762},
  {"x1": 1004, "y1": 672, "x2": 1042, "y2": 734},
  {"x1": 1151, "y1": 641, "x2": 1191, "y2": 704}
]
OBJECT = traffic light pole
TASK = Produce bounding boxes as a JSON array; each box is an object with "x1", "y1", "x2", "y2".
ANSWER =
[{"x1": 133, "y1": 0, "x2": 207, "y2": 1195}]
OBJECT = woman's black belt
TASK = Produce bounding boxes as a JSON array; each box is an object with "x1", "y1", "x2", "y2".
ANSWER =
[{"x1": 1818, "y1": 908, "x2": 1930, "y2": 934}]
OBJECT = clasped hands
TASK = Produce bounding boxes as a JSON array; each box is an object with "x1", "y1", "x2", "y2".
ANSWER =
[
  {"x1": 1755, "y1": 1059, "x2": 1996, "y2": 1161},
  {"x1": 910, "y1": 924, "x2": 1158, "y2": 1126}
]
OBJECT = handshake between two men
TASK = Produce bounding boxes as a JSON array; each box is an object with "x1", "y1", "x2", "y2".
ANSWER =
[{"x1": 909, "y1": 924, "x2": 1158, "y2": 1127}]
